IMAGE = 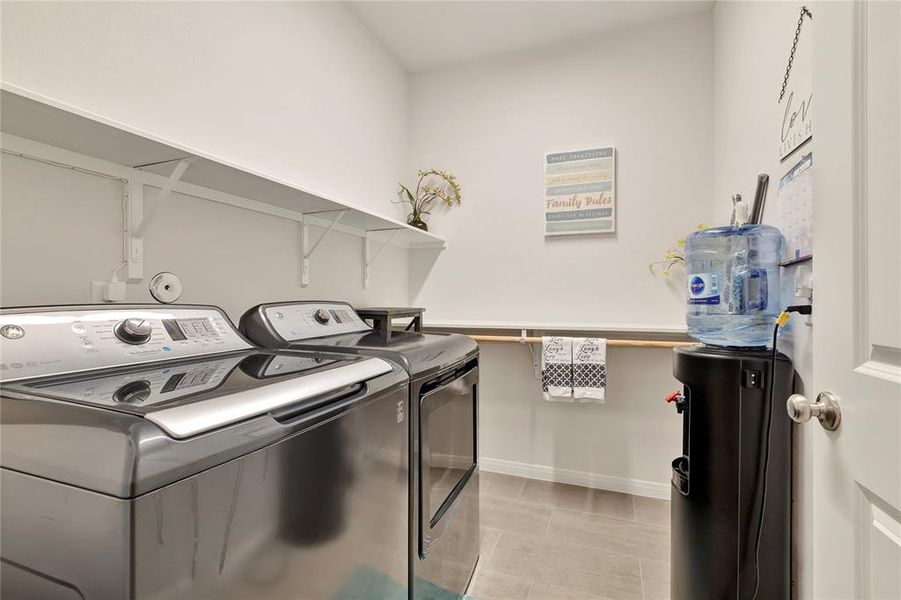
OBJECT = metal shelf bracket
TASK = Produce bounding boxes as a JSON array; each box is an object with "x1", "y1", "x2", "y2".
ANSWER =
[
  {"x1": 300, "y1": 210, "x2": 347, "y2": 287},
  {"x1": 363, "y1": 228, "x2": 402, "y2": 289},
  {"x1": 125, "y1": 172, "x2": 145, "y2": 282},
  {"x1": 124, "y1": 157, "x2": 194, "y2": 283},
  {"x1": 133, "y1": 158, "x2": 195, "y2": 238}
]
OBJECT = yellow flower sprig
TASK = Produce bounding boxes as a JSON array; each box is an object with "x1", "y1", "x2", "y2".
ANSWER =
[{"x1": 648, "y1": 224, "x2": 709, "y2": 278}]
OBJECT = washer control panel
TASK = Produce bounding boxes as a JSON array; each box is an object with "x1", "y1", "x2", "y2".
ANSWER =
[
  {"x1": 25, "y1": 354, "x2": 247, "y2": 408},
  {"x1": 264, "y1": 302, "x2": 370, "y2": 341},
  {"x1": 0, "y1": 306, "x2": 251, "y2": 382}
]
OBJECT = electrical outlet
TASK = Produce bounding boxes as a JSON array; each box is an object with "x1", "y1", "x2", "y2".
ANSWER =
[
  {"x1": 105, "y1": 282, "x2": 126, "y2": 302},
  {"x1": 91, "y1": 281, "x2": 126, "y2": 303},
  {"x1": 794, "y1": 263, "x2": 813, "y2": 302},
  {"x1": 91, "y1": 281, "x2": 105, "y2": 302}
]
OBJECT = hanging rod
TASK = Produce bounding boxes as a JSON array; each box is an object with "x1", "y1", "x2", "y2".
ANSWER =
[{"x1": 466, "y1": 335, "x2": 691, "y2": 349}]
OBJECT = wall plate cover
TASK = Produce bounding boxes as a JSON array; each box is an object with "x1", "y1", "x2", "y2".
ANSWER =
[
  {"x1": 149, "y1": 272, "x2": 182, "y2": 304},
  {"x1": 91, "y1": 281, "x2": 127, "y2": 303}
]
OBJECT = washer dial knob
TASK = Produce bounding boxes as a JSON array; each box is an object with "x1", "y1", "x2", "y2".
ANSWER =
[
  {"x1": 0, "y1": 324, "x2": 25, "y2": 340},
  {"x1": 113, "y1": 380, "x2": 152, "y2": 404},
  {"x1": 314, "y1": 309, "x2": 332, "y2": 324},
  {"x1": 115, "y1": 319, "x2": 153, "y2": 345}
]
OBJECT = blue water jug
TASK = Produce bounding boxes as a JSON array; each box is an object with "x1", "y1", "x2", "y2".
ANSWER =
[{"x1": 685, "y1": 223, "x2": 785, "y2": 347}]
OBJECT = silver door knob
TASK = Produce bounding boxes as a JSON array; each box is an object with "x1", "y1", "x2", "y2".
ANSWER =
[{"x1": 786, "y1": 391, "x2": 841, "y2": 431}]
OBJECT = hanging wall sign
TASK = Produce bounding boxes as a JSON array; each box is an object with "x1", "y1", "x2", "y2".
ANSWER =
[
  {"x1": 778, "y1": 8, "x2": 813, "y2": 161},
  {"x1": 544, "y1": 146, "x2": 616, "y2": 236}
]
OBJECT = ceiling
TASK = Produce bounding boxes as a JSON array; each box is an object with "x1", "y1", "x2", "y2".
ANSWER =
[{"x1": 347, "y1": 1, "x2": 714, "y2": 72}]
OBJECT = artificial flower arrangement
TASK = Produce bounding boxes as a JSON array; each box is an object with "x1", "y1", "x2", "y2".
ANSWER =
[{"x1": 395, "y1": 169, "x2": 462, "y2": 231}]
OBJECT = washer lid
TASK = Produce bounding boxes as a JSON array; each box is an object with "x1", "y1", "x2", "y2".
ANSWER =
[
  {"x1": 1, "y1": 349, "x2": 404, "y2": 498},
  {"x1": 146, "y1": 355, "x2": 391, "y2": 438},
  {"x1": 12, "y1": 351, "x2": 392, "y2": 438}
]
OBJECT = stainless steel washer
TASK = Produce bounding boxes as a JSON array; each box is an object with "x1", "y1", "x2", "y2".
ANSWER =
[
  {"x1": 239, "y1": 301, "x2": 480, "y2": 600},
  {"x1": 0, "y1": 304, "x2": 410, "y2": 599}
]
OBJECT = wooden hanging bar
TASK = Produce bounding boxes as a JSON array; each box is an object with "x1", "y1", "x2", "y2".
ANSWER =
[{"x1": 468, "y1": 335, "x2": 692, "y2": 349}]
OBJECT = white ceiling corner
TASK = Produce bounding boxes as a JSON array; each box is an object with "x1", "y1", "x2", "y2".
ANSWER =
[{"x1": 347, "y1": 0, "x2": 714, "y2": 72}]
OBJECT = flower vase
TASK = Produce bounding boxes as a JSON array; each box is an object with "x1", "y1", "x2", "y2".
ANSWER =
[{"x1": 407, "y1": 214, "x2": 428, "y2": 231}]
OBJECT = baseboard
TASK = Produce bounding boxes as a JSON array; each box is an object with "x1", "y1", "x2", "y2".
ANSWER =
[{"x1": 479, "y1": 456, "x2": 671, "y2": 500}]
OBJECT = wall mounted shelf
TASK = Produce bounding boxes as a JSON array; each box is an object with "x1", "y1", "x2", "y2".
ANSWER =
[{"x1": 0, "y1": 84, "x2": 445, "y2": 288}]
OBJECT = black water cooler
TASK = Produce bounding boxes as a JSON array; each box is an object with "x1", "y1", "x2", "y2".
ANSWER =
[{"x1": 669, "y1": 345, "x2": 793, "y2": 600}]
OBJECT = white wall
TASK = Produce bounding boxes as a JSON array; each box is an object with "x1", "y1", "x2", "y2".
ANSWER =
[
  {"x1": 408, "y1": 12, "x2": 713, "y2": 327},
  {"x1": 0, "y1": 150, "x2": 410, "y2": 322},
  {"x1": 0, "y1": 1, "x2": 407, "y2": 216},
  {"x1": 409, "y1": 11, "x2": 714, "y2": 494},
  {"x1": 712, "y1": 0, "x2": 808, "y2": 225},
  {"x1": 478, "y1": 343, "x2": 679, "y2": 498},
  {"x1": 713, "y1": 2, "x2": 813, "y2": 597},
  {"x1": 0, "y1": 1, "x2": 412, "y2": 317},
  {"x1": 712, "y1": 0, "x2": 814, "y2": 381}
]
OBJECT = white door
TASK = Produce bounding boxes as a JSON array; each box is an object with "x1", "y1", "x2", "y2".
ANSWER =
[{"x1": 811, "y1": 1, "x2": 901, "y2": 598}]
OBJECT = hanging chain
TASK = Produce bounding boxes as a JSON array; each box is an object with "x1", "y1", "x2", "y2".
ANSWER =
[{"x1": 778, "y1": 6, "x2": 813, "y2": 103}]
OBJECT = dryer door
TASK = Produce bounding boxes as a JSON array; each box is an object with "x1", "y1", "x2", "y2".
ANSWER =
[{"x1": 419, "y1": 362, "x2": 478, "y2": 557}]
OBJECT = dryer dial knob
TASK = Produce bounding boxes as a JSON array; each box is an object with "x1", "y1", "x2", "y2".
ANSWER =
[
  {"x1": 314, "y1": 309, "x2": 332, "y2": 324},
  {"x1": 115, "y1": 319, "x2": 153, "y2": 345}
]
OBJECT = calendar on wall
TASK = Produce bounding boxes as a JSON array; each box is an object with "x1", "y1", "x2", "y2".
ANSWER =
[{"x1": 777, "y1": 152, "x2": 813, "y2": 265}]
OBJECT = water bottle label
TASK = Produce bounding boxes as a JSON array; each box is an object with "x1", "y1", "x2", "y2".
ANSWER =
[{"x1": 687, "y1": 273, "x2": 720, "y2": 305}]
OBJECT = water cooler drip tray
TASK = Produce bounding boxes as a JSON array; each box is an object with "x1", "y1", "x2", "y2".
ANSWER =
[{"x1": 671, "y1": 456, "x2": 689, "y2": 496}]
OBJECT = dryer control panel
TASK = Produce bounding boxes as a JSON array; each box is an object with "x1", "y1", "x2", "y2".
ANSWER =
[
  {"x1": 0, "y1": 305, "x2": 251, "y2": 382},
  {"x1": 263, "y1": 302, "x2": 370, "y2": 341}
]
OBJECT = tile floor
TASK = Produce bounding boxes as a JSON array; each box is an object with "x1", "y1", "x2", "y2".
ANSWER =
[{"x1": 469, "y1": 473, "x2": 670, "y2": 600}]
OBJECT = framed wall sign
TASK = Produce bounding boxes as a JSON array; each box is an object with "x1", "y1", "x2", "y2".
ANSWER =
[{"x1": 544, "y1": 146, "x2": 616, "y2": 236}]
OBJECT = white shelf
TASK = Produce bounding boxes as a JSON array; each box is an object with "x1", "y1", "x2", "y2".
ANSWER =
[
  {"x1": 0, "y1": 84, "x2": 445, "y2": 250},
  {"x1": 424, "y1": 319, "x2": 688, "y2": 335}
]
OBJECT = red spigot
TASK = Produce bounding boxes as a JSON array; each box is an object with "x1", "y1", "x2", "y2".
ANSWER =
[{"x1": 665, "y1": 390, "x2": 687, "y2": 413}]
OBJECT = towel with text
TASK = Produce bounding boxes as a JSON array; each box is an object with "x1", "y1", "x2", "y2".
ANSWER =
[
  {"x1": 572, "y1": 337, "x2": 606, "y2": 403},
  {"x1": 541, "y1": 336, "x2": 573, "y2": 402}
]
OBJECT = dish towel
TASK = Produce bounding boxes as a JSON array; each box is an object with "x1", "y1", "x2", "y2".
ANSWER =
[
  {"x1": 572, "y1": 337, "x2": 607, "y2": 403},
  {"x1": 541, "y1": 336, "x2": 573, "y2": 402}
]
